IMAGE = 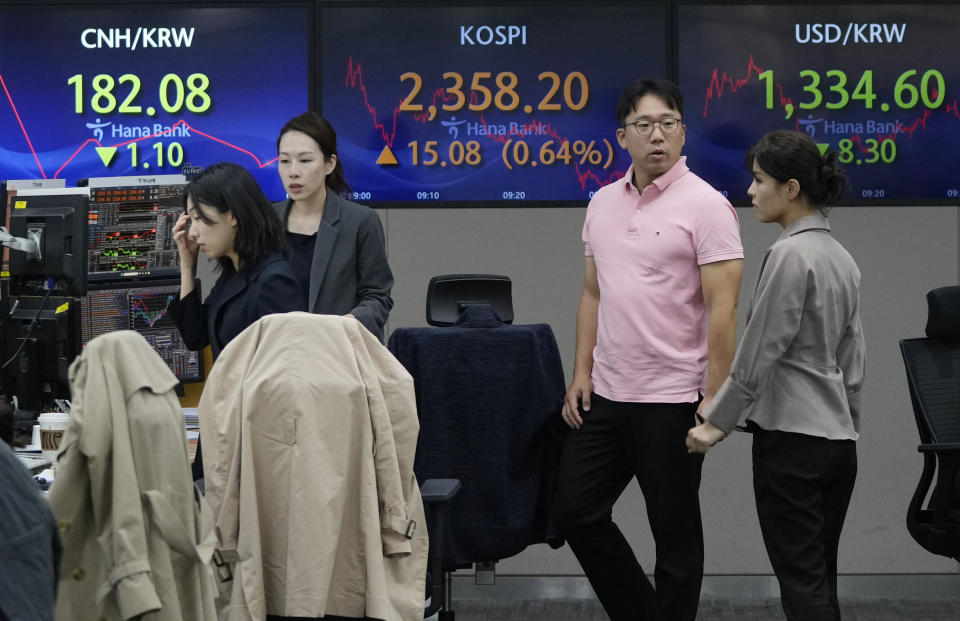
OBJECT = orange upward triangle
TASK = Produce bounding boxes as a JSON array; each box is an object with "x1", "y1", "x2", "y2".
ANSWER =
[{"x1": 376, "y1": 145, "x2": 399, "y2": 165}]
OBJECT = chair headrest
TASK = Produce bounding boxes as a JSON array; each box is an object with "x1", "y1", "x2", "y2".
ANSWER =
[{"x1": 925, "y1": 286, "x2": 960, "y2": 340}]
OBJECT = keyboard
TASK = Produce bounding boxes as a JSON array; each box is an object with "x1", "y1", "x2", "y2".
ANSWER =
[{"x1": 16, "y1": 453, "x2": 52, "y2": 474}]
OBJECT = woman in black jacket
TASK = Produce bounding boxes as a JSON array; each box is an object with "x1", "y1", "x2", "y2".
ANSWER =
[
  {"x1": 170, "y1": 162, "x2": 305, "y2": 360},
  {"x1": 170, "y1": 162, "x2": 305, "y2": 480}
]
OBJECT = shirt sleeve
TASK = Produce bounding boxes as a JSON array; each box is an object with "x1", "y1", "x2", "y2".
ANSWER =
[
  {"x1": 582, "y1": 199, "x2": 594, "y2": 257},
  {"x1": 836, "y1": 297, "x2": 866, "y2": 432},
  {"x1": 349, "y1": 210, "x2": 394, "y2": 342},
  {"x1": 705, "y1": 245, "x2": 806, "y2": 433},
  {"x1": 693, "y1": 191, "x2": 743, "y2": 265}
]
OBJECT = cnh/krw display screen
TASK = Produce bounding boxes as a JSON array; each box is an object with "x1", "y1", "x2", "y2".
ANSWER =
[{"x1": 0, "y1": 5, "x2": 309, "y2": 200}]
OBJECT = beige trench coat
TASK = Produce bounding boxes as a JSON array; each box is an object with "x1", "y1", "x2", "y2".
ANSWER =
[
  {"x1": 49, "y1": 331, "x2": 218, "y2": 621},
  {"x1": 199, "y1": 312, "x2": 426, "y2": 621}
]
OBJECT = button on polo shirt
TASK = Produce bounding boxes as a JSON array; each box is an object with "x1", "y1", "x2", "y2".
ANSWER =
[{"x1": 583, "y1": 157, "x2": 743, "y2": 402}]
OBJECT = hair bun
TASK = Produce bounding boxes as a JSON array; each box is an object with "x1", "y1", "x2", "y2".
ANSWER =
[{"x1": 819, "y1": 150, "x2": 846, "y2": 205}]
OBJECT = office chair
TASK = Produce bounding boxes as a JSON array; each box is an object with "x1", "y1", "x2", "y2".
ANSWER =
[
  {"x1": 390, "y1": 275, "x2": 567, "y2": 620},
  {"x1": 900, "y1": 285, "x2": 960, "y2": 561}
]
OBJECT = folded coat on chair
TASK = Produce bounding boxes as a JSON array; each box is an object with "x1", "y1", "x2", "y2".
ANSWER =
[
  {"x1": 199, "y1": 312, "x2": 426, "y2": 621},
  {"x1": 48, "y1": 331, "x2": 218, "y2": 621}
]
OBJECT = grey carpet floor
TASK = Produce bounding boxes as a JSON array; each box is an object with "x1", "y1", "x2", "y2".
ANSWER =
[{"x1": 448, "y1": 597, "x2": 960, "y2": 620}]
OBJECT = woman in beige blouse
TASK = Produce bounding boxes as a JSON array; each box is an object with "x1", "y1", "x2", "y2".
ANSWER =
[{"x1": 687, "y1": 130, "x2": 865, "y2": 621}]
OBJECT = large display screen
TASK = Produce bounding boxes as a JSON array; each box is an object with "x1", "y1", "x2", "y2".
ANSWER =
[
  {"x1": 320, "y1": 4, "x2": 667, "y2": 205},
  {"x1": 0, "y1": 5, "x2": 309, "y2": 200},
  {"x1": 678, "y1": 3, "x2": 960, "y2": 205}
]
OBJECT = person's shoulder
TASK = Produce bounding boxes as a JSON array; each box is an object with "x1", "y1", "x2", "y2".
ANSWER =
[
  {"x1": 271, "y1": 198, "x2": 290, "y2": 215},
  {"x1": 767, "y1": 235, "x2": 814, "y2": 271},
  {"x1": 334, "y1": 194, "x2": 381, "y2": 226},
  {"x1": 674, "y1": 174, "x2": 737, "y2": 227},
  {"x1": 250, "y1": 253, "x2": 295, "y2": 278},
  {"x1": 592, "y1": 176, "x2": 628, "y2": 201},
  {"x1": 674, "y1": 170, "x2": 728, "y2": 204},
  {"x1": 586, "y1": 177, "x2": 629, "y2": 216},
  {"x1": 336, "y1": 194, "x2": 375, "y2": 216},
  {"x1": 336, "y1": 196, "x2": 386, "y2": 239}
]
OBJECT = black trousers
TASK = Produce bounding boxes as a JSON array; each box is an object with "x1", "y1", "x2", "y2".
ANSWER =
[
  {"x1": 554, "y1": 394, "x2": 704, "y2": 621},
  {"x1": 752, "y1": 428, "x2": 857, "y2": 621}
]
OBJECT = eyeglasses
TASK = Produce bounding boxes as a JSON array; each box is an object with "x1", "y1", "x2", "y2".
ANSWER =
[{"x1": 621, "y1": 117, "x2": 682, "y2": 136}]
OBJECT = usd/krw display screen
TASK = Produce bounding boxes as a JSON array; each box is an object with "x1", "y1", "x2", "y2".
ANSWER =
[
  {"x1": 320, "y1": 4, "x2": 667, "y2": 205},
  {"x1": 678, "y1": 4, "x2": 960, "y2": 205},
  {"x1": 0, "y1": 6, "x2": 309, "y2": 200}
]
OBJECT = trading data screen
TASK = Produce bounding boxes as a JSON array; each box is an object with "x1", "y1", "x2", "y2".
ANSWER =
[
  {"x1": 81, "y1": 281, "x2": 201, "y2": 383},
  {"x1": 88, "y1": 180, "x2": 184, "y2": 275}
]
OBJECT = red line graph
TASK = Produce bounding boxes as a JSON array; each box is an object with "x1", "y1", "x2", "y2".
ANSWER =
[
  {"x1": 344, "y1": 57, "x2": 626, "y2": 191},
  {"x1": 1, "y1": 70, "x2": 279, "y2": 179},
  {"x1": 130, "y1": 295, "x2": 175, "y2": 329},
  {"x1": 702, "y1": 55, "x2": 960, "y2": 152},
  {"x1": 703, "y1": 54, "x2": 794, "y2": 119},
  {"x1": 0, "y1": 71, "x2": 47, "y2": 177}
]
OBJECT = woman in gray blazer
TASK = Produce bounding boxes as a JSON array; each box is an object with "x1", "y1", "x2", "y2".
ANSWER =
[
  {"x1": 274, "y1": 112, "x2": 394, "y2": 341},
  {"x1": 687, "y1": 131, "x2": 864, "y2": 621}
]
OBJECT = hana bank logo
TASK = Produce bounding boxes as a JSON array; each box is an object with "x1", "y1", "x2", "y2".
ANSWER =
[
  {"x1": 797, "y1": 115, "x2": 824, "y2": 138},
  {"x1": 86, "y1": 118, "x2": 113, "y2": 141},
  {"x1": 441, "y1": 116, "x2": 468, "y2": 139},
  {"x1": 797, "y1": 114, "x2": 903, "y2": 137}
]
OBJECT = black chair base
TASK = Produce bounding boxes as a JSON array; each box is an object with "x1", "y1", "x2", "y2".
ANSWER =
[{"x1": 421, "y1": 479, "x2": 461, "y2": 619}]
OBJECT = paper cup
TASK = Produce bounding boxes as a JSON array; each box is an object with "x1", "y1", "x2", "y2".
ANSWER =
[{"x1": 38, "y1": 412, "x2": 70, "y2": 463}]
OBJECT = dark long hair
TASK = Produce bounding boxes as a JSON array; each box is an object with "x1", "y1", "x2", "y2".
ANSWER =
[
  {"x1": 183, "y1": 162, "x2": 289, "y2": 272},
  {"x1": 277, "y1": 111, "x2": 351, "y2": 195},
  {"x1": 746, "y1": 130, "x2": 847, "y2": 212}
]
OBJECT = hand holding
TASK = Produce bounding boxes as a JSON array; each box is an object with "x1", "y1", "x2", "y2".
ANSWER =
[{"x1": 686, "y1": 420, "x2": 726, "y2": 454}]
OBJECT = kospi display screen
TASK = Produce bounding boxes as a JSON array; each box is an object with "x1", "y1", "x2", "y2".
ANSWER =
[
  {"x1": 0, "y1": 5, "x2": 309, "y2": 200},
  {"x1": 677, "y1": 3, "x2": 960, "y2": 205},
  {"x1": 320, "y1": 4, "x2": 667, "y2": 205}
]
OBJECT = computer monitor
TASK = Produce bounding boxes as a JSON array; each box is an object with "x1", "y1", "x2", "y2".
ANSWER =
[
  {"x1": 86, "y1": 175, "x2": 187, "y2": 278},
  {"x1": 6, "y1": 191, "x2": 89, "y2": 297},
  {"x1": 2, "y1": 180, "x2": 68, "y2": 274},
  {"x1": 0, "y1": 291, "x2": 81, "y2": 412},
  {"x1": 80, "y1": 277, "x2": 203, "y2": 384}
]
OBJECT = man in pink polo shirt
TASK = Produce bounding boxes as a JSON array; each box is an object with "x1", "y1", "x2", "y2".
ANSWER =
[{"x1": 555, "y1": 78, "x2": 744, "y2": 621}]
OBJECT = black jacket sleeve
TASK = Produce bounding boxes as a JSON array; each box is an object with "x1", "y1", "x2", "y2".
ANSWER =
[{"x1": 168, "y1": 286, "x2": 209, "y2": 352}]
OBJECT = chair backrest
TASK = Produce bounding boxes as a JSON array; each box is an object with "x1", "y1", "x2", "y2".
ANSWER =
[
  {"x1": 901, "y1": 338, "x2": 960, "y2": 445},
  {"x1": 903, "y1": 286, "x2": 960, "y2": 445},
  {"x1": 925, "y1": 285, "x2": 960, "y2": 341},
  {"x1": 900, "y1": 286, "x2": 960, "y2": 560},
  {"x1": 425, "y1": 274, "x2": 513, "y2": 326}
]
